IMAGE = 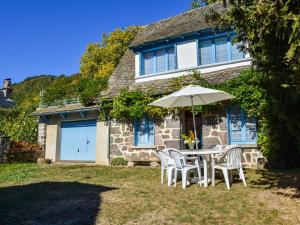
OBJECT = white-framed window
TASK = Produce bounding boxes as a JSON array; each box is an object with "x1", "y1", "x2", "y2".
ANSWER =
[
  {"x1": 199, "y1": 35, "x2": 245, "y2": 66},
  {"x1": 140, "y1": 46, "x2": 176, "y2": 76}
]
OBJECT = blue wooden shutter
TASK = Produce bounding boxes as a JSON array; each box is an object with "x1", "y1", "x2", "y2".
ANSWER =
[
  {"x1": 227, "y1": 107, "x2": 257, "y2": 144},
  {"x1": 134, "y1": 117, "x2": 155, "y2": 146},
  {"x1": 200, "y1": 40, "x2": 212, "y2": 65},
  {"x1": 230, "y1": 36, "x2": 244, "y2": 60},
  {"x1": 156, "y1": 50, "x2": 167, "y2": 73},
  {"x1": 215, "y1": 37, "x2": 228, "y2": 63},
  {"x1": 144, "y1": 52, "x2": 155, "y2": 75},
  {"x1": 168, "y1": 48, "x2": 176, "y2": 70}
]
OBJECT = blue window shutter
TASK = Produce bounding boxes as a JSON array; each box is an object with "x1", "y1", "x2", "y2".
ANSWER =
[
  {"x1": 148, "y1": 119, "x2": 155, "y2": 145},
  {"x1": 134, "y1": 117, "x2": 155, "y2": 146},
  {"x1": 156, "y1": 50, "x2": 167, "y2": 73},
  {"x1": 200, "y1": 40, "x2": 212, "y2": 65},
  {"x1": 168, "y1": 48, "x2": 176, "y2": 70},
  {"x1": 139, "y1": 53, "x2": 144, "y2": 75},
  {"x1": 227, "y1": 106, "x2": 257, "y2": 144},
  {"x1": 215, "y1": 37, "x2": 228, "y2": 63},
  {"x1": 144, "y1": 52, "x2": 155, "y2": 75},
  {"x1": 174, "y1": 44, "x2": 178, "y2": 69},
  {"x1": 196, "y1": 39, "x2": 200, "y2": 66},
  {"x1": 227, "y1": 37, "x2": 232, "y2": 60},
  {"x1": 230, "y1": 36, "x2": 244, "y2": 60}
]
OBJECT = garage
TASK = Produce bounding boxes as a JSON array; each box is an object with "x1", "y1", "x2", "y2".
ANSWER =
[
  {"x1": 60, "y1": 120, "x2": 97, "y2": 162},
  {"x1": 34, "y1": 104, "x2": 110, "y2": 165}
]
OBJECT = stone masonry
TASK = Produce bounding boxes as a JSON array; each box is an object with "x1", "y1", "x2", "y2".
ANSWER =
[
  {"x1": 38, "y1": 119, "x2": 47, "y2": 148},
  {"x1": 110, "y1": 113, "x2": 264, "y2": 168},
  {"x1": 201, "y1": 114, "x2": 264, "y2": 168},
  {"x1": 109, "y1": 116, "x2": 181, "y2": 163}
]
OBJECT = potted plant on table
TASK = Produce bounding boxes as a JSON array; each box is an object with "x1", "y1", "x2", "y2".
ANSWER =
[{"x1": 181, "y1": 131, "x2": 197, "y2": 150}]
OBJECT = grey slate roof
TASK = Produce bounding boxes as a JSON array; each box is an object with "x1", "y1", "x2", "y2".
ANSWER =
[
  {"x1": 33, "y1": 103, "x2": 99, "y2": 116},
  {"x1": 101, "y1": 2, "x2": 248, "y2": 99},
  {"x1": 130, "y1": 66, "x2": 248, "y2": 96},
  {"x1": 130, "y1": 2, "x2": 226, "y2": 48}
]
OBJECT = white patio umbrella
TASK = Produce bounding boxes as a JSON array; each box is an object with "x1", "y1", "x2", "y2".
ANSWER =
[{"x1": 149, "y1": 85, "x2": 234, "y2": 150}]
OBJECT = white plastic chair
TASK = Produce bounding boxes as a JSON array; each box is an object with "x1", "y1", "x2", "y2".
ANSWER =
[
  {"x1": 211, "y1": 145, "x2": 246, "y2": 190},
  {"x1": 169, "y1": 149, "x2": 202, "y2": 189},
  {"x1": 157, "y1": 150, "x2": 175, "y2": 186}
]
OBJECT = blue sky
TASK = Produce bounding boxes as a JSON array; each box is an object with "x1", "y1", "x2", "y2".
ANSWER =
[{"x1": 0, "y1": 0, "x2": 191, "y2": 83}]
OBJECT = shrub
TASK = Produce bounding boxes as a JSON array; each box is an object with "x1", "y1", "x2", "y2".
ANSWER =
[
  {"x1": 111, "y1": 157, "x2": 128, "y2": 166},
  {"x1": 7, "y1": 141, "x2": 44, "y2": 163},
  {"x1": 0, "y1": 108, "x2": 38, "y2": 143}
]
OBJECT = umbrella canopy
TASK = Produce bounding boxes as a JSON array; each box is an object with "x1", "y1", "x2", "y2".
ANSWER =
[
  {"x1": 149, "y1": 85, "x2": 234, "y2": 108},
  {"x1": 150, "y1": 85, "x2": 235, "y2": 150}
]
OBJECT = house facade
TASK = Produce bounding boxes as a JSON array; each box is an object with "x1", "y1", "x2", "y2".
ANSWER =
[
  {"x1": 0, "y1": 78, "x2": 15, "y2": 108},
  {"x1": 36, "y1": 2, "x2": 262, "y2": 167}
]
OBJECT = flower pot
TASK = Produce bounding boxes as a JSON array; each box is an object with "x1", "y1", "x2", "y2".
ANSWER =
[{"x1": 187, "y1": 143, "x2": 195, "y2": 150}]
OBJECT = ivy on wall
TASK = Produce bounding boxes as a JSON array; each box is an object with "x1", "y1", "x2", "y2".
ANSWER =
[
  {"x1": 100, "y1": 89, "x2": 169, "y2": 124},
  {"x1": 100, "y1": 69, "x2": 271, "y2": 158}
]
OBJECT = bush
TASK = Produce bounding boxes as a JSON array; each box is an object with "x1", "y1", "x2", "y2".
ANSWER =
[
  {"x1": 7, "y1": 141, "x2": 44, "y2": 163},
  {"x1": 0, "y1": 108, "x2": 38, "y2": 143},
  {"x1": 111, "y1": 157, "x2": 128, "y2": 166}
]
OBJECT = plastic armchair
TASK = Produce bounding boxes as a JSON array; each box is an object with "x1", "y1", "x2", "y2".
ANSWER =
[
  {"x1": 169, "y1": 149, "x2": 202, "y2": 189},
  {"x1": 157, "y1": 150, "x2": 175, "y2": 186},
  {"x1": 211, "y1": 145, "x2": 246, "y2": 190}
]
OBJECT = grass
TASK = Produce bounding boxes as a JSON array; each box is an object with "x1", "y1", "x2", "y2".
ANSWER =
[{"x1": 0, "y1": 164, "x2": 299, "y2": 225}]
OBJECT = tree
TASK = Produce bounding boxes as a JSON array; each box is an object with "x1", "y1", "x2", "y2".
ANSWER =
[
  {"x1": 191, "y1": 0, "x2": 217, "y2": 9},
  {"x1": 205, "y1": 0, "x2": 300, "y2": 167},
  {"x1": 80, "y1": 26, "x2": 139, "y2": 79}
]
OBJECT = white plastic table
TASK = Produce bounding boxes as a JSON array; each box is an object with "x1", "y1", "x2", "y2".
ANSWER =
[{"x1": 180, "y1": 149, "x2": 224, "y2": 187}]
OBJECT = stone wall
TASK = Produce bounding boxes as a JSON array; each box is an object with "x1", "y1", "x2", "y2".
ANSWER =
[
  {"x1": 109, "y1": 116, "x2": 181, "y2": 163},
  {"x1": 0, "y1": 136, "x2": 10, "y2": 163},
  {"x1": 201, "y1": 114, "x2": 264, "y2": 168},
  {"x1": 202, "y1": 115, "x2": 228, "y2": 148},
  {"x1": 38, "y1": 118, "x2": 47, "y2": 148}
]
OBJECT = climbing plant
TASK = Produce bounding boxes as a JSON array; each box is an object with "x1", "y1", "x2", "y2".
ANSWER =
[{"x1": 100, "y1": 89, "x2": 169, "y2": 124}]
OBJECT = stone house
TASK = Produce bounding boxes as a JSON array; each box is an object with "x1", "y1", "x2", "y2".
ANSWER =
[
  {"x1": 0, "y1": 78, "x2": 15, "y2": 163},
  {"x1": 0, "y1": 78, "x2": 15, "y2": 108},
  {"x1": 35, "y1": 2, "x2": 262, "y2": 167}
]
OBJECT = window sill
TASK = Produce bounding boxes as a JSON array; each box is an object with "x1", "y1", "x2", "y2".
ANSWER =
[
  {"x1": 233, "y1": 144, "x2": 258, "y2": 148},
  {"x1": 136, "y1": 58, "x2": 251, "y2": 80},
  {"x1": 130, "y1": 145, "x2": 157, "y2": 149}
]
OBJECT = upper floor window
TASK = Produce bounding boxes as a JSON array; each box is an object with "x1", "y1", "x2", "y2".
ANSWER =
[
  {"x1": 199, "y1": 35, "x2": 245, "y2": 66},
  {"x1": 227, "y1": 106, "x2": 257, "y2": 145},
  {"x1": 141, "y1": 46, "x2": 176, "y2": 76},
  {"x1": 134, "y1": 117, "x2": 155, "y2": 146}
]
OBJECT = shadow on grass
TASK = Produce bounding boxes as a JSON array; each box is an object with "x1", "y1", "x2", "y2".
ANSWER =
[
  {"x1": 249, "y1": 169, "x2": 300, "y2": 198},
  {"x1": 0, "y1": 182, "x2": 118, "y2": 225}
]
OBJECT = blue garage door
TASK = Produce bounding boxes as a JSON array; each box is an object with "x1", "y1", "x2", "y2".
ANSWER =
[{"x1": 60, "y1": 120, "x2": 97, "y2": 161}]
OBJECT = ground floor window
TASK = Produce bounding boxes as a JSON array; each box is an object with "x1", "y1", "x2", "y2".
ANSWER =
[
  {"x1": 227, "y1": 106, "x2": 257, "y2": 144},
  {"x1": 134, "y1": 117, "x2": 155, "y2": 146}
]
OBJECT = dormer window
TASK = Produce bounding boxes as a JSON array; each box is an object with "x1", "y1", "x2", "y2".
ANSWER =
[
  {"x1": 141, "y1": 46, "x2": 176, "y2": 76},
  {"x1": 135, "y1": 32, "x2": 249, "y2": 79},
  {"x1": 199, "y1": 34, "x2": 245, "y2": 66}
]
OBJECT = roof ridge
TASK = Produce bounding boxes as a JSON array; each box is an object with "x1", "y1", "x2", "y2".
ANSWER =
[{"x1": 141, "y1": 2, "x2": 220, "y2": 29}]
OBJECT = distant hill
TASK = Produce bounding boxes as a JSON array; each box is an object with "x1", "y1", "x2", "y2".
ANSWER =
[{"x1": 12, "y1": 75, "x2": 57, "y2": 109}]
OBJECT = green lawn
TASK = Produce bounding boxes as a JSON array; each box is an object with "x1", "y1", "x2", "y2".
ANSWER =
[{"x1": 0, "y1": 164, "x2": 299, "y2": 225}]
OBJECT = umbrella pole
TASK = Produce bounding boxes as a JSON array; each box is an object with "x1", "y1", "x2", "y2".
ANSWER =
[{"x1": 190, "y1": 96, "x2": 199, "y2": 150}]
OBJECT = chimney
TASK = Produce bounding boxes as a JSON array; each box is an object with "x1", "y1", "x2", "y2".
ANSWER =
[{"x1": 3, "y1": 78, "x2": 12, "y2": 99}]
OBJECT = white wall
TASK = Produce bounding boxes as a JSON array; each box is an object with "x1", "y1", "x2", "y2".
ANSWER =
[
  {"x1": 44, "y1": 112, "x2": 109, "y2": 165},
  {"x1": 176, "y1": 40, "x2": 198, "y2": 69},
  {"x1": 96, "y1": 121, "x2": 109, "y2": 165},
  {"x1": 135, "y1": 59, "x2": 252, "y2": 83}
]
